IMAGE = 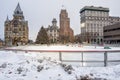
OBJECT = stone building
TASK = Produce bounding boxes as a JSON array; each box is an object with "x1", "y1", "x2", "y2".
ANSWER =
[
  {"x1": 109, "y1": 16, "x2": 120, "y2": 25},
  {"x1": 46, "y1": 18, "x2": 59, "y2": 43},
  {"x1": 4, "y1": 3, "x2": 29, "y2": 46},
  {"x1": 59, "y1": 9, "x2": 74, "y2": 43},
  {"x1": 80, "y1": 6, "x2": 120, "y2": 44},
  {"x1": 80, "y1": 6, "x2": 109, "y2": 44},
  {"x1": 104, "y1": 23, "x2": 120, "y2": 44}
]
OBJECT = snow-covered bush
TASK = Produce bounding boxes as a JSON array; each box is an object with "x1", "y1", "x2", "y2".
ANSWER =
[
  {"x1": 60, "y1": 63, "x2": 66, "y2": 68},
  {"x1": 17, "y1": 67, "x2": 23, "y2": 74},
  {"x1": 37, "y1": 65, "x2": 44, "y2": 72},
  {"x1": 26, "y1": 60, "x2": 30, "y2": 64},
  {"x1": 64, "y1": 65, "x2": 73, "y2": 71},
  {"x1": 60, "y1": 63, "x2": 73, "y2": 74},
  {"x1": 80, "y1": 75, "x2": 92, "y2": 80},
  {"x1": 0, "y1": 63, "x2": 7, "y2": 68},
  {"x1": 37, "y1": 59, "x2": 43, "y2": 63},
  {"x1": 76, "y1": 74, "x2": 107, "y2": 80}
]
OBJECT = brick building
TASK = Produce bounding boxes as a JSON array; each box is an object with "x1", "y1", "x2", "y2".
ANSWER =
[{"x1": 59, "y1": 9, "x2": 74, "y2": 43}]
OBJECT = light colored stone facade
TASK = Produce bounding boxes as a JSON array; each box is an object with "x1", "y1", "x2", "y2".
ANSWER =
[
  {"x1": 4, "y1": 3, "x2": 28, "y2": 46},
  {"x1": 80, "y1": 6, "x2": 120, "y2": 44},
  {"x1": 109, "y1": 16, "x2": 120, "y2": 25},
  {"x1": 46, "y1": 18, "x2": 59, "y2": 43},
  {"x1": 59, "y1": 9, "x2": 74, "y2": 43}
]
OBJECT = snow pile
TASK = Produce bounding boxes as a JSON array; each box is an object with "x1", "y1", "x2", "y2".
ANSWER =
[{"x1": 0, "y1": 50, "x2": 120, "y2": 80}]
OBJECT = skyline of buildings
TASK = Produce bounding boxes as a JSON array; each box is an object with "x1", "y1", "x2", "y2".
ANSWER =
[
  {"x1": 4, "y1": 3, "x2": 75, "y2": 45},
  {"x1": 1, "y1": 0, "x2": 120, "y2": 41},
  {"x1": 1, "y1": 2, "x2": 120, "y2": 45}
]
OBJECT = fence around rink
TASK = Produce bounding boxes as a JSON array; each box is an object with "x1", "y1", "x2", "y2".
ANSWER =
[{"x1": 3, "y1": 48, "x2": 120, "y2": 67}]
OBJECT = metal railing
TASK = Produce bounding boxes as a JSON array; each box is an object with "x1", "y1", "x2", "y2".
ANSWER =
[
  {"x1": 3, "y1": 48, "x2": 120, "y2": 67},
  {"x1": 58, "y1": 50, "x2": 120, "y2": 67}
]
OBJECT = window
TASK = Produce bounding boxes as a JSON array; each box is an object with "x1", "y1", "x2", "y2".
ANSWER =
[
  {"x1": 19, "y1": 28, "x2": 21, "y2": 31},
  {"x1": 13, "y1": 20, "x2": 18, "y2": 27},
  {"x1": 6, "y1": 28, "x2": 8, "y2": 31},
  {"x1": 87, "y1": 23, "x2": 89, "y2": 27},
  {"x1": 50, "y1": 29, "x2": 52, "y2": 32},
  {"x1": 13, "y1": 29, "x2": 18, "y2": 33},
  {"x1": 23, "y1": 28, "x2": 25, "y2": 31}
]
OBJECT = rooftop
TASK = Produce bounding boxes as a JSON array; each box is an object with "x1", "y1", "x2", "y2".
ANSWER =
[{"x1": 80, "y1": 6, "x2": 109, "y2": 13}]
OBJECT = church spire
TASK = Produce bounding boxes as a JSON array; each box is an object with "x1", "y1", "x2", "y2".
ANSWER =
[
  {"x1": 13, "y1": 3, "x2": 24, "y2": 20},
  {"x1": 14, "y1": 2, "x2": 23, "y2": 15},
  {"x1": 6, "y1": 15, "x2": 9, "y2": 22},
  {"x1": 14, "y1": 3, "x2": 22, "y2": 13}
]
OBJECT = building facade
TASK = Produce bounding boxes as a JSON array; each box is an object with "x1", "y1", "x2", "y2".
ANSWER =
[
  {"x1": 0, "y1": 39, "x2": 3, "y2": 47},
  {"x1": 104, "y1": 23, "x2": 120, "y2": 44},
  {"x1": 4, "y1": 3, "x2": 29, "y2": 46},
  {"x1": 109, "y1": 16, "x2": 120, "y2": 25},
  {"x1": 80, "y1": 6, "x2": 109, "y2": 44},
  {"x1": 46, "y1": 18, "x2": 59, "y2": 43},
  {"x1": 80, "y1": 6, "x2": 120, "y2": 44},
  {"x1": 59, "y1": 9, "x2": 74, "y2": 43}
]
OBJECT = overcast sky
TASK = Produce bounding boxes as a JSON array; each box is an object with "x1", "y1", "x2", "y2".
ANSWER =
[{"x1": 0, "y1": 0, "x2": 120, "y2": 41}]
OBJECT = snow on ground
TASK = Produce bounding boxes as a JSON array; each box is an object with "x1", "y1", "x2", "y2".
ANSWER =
[
  {"x1": 0, "y1": 45, "x2": 120, "y2": 80},
  {"x1": 5, "y1": 44, "x2": 120, "y2": 51}
]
